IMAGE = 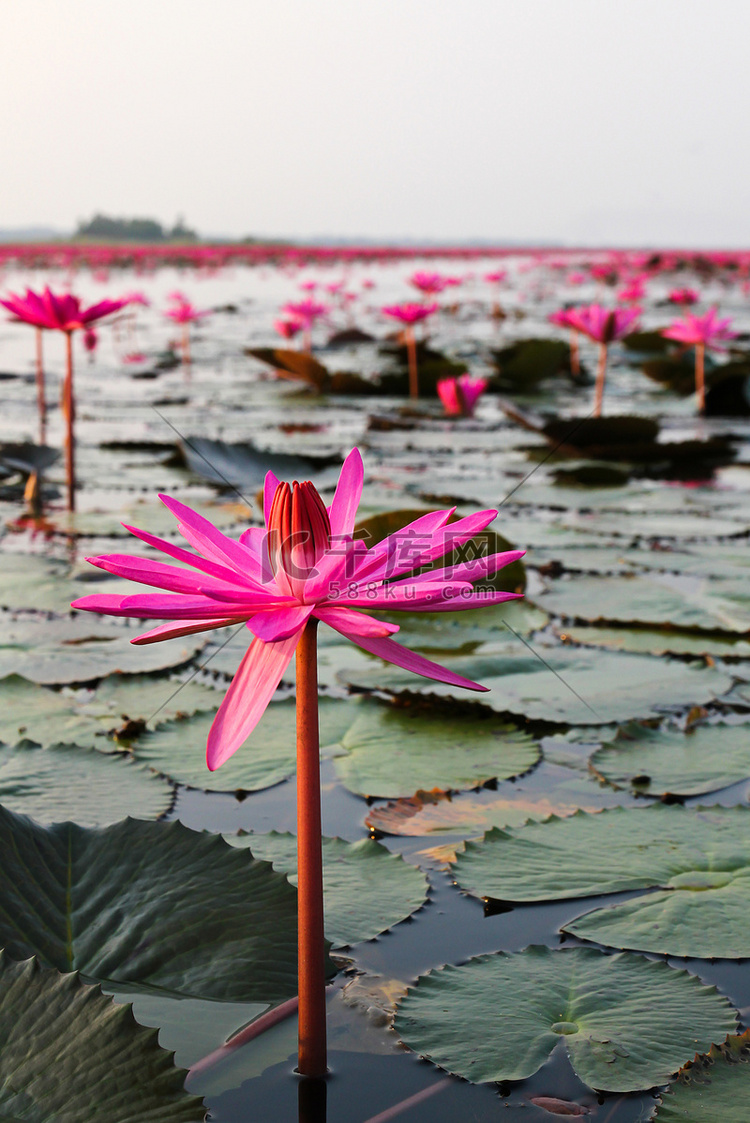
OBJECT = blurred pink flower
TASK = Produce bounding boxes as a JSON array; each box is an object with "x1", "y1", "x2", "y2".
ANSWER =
[
  {"x1": 661, "y1": 308, "x2": 737, "y2": 349},
  {"x1": 409, "y1": 271, "x2": 449, "y2": 296},
  {"x1": 164, "y1": 296, "x2": 210, "y2": 324},
  {"x1": 381, "y1": 302, "x2": 438, "y2": 326},
  {"x1": 566, "y1": 304, "x2": 640, "y2": 343},
  {"x1": 667, "y1": 287, "x2": 699, "y2": 306},
  {"x1": 274, "y1": 318, "x2": 303, "y2": 341},
  {"x1": 437, "y1": 374, "x2": 488, "y2": 417},
  {"x1": 0, "y1": 287, "x2": 126, "y2": 332}
]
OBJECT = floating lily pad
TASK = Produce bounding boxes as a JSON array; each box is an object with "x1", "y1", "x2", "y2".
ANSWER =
[
  {"x1": 56, "y1": 495, "x2": 252, "y2": 538},
  {"x1": 453, "y1": 806, "x2": 750, "y2": 958},
  {"x1": 227, "y1": 833, "x2": 429, "y2": 947},
  {"x1": 655, "y1": 1032, "x2": 750, "y2": 1120},
  {"x1": 0, "y1": 554, "x2": 134, "y2": 613},
  {"x1": 0, "y1": 953, "x2": 205, "y2": 1122},
  {"x1": 559, "y1": 624, "x2": 750, "y2": 658},
  {"x1": 394, "y1": 947, "x2": 736, "y2": 1092},
  {"x1": 342, "y1": 643, "x2": 732, "y2": 726},
  {"x1": 538, "y1": 574, "x2": 750, "y2": 633},
  {"x1": 334, "y1": 695, "x2": 540, "y2": 798},
  {"x1": 176, "y1": 436, "x2": 340, "y2": 490},
  {"x1": 0, "y1": 741, "x2": 173, "y2": 826},
  {"x1": 590, "y1": 721, "x2": 750, "y2": 797},
  {"x1": 382, "y1": 599, "x2": 548, "y2": 652},
  {"x1": 0, "y1": 805, "x2": 313, "y2": 1001},
  {"x1": 0, "y1": 617, "x2": 206, "y2": 684},
  {"x1": 0, "y1": 673, "x2": 219, "y2": 750},
  {"x1": 134, "y1": 697, "x2": 359, "y2": 791}
]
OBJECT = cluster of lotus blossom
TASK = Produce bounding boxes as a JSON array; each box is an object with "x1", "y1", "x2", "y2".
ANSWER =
[{"x1": 548, "y1": 301, "x2": 737, "y2": 415}]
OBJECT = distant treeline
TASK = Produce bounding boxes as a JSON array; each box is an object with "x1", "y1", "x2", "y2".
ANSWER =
[{"x1": 74, "y1": 214, "x2": 198, "y2": 242}]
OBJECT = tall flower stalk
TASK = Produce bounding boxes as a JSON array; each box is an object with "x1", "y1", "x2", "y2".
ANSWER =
[
  {"x1": 662, "y1": 308, "x2": 737, "y2": 414},
  {"x1": 71, "y1": 449, "x2": 523, "y2": 1077},
  {"x1": 565, "y1": 304, "x2": 640, "y2": 416},
  {"x1": 381, "y1": 303, "x2": 438, "y2": 400},
  {"x1": 0, "y1": 287, "x2": 126, "y2": 509}
]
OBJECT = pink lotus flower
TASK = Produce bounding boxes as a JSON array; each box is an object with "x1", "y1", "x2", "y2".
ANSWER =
[
  {"x1": 661, "y1": 308, "x2": 738, "y2": 413},
  {"x1": 282, "y1": 299, "x2": 328, "y2": 352},
  {"x1": 564, "y1": 305, "x2": 640, "y2": 417},
  {"x1": 382, "y1": 303, "x2": 439, "y2": 399},
  {"x1": 381, "y1": 302, "x2": 438, "y2": 326},
  {"x1": 409, "y1": 271, "x2": 449, "y2": 296},
  {"x1": 164, "y1": 296, "x2": 210, "y2": 324},
  {"x1": 283, "y1": 299, "x2": 328, "y2": 325},
  {"x1": 274, "y1": 317, "x2": 303, "y2": 341},
  {"x1": 617, "y1": 277, "x2": 647, "y2": 303},
  {"x1": 661, "y1": 308, "x2": 737, "y2": 349},
  {"x1": 0, "y1": 287, "x2": 126, "y2": 332},
  {"x1": 71, "y1": 448, "x2": 522, "y2": 770},
  {"x1": 0, "y1": 287, "x2": 127, "y2": 509},
  {"x1": 437, "y1": 374, "x2": 488, "y2": 417},
  {"x1": 484, "y1": 270, "x2": 507, "y2": 284},
  {"x1": 566, "y1": 304, "x2": 640, "y2": 343},
  {"x1": 122, "y1": 290, "x2": 150, "y2": 308},
  {"x1": 667, "y1": 287, "x2": 699, "y2": 306}
]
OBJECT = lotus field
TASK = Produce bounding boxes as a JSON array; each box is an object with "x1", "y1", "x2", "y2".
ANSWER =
[{"x1": 1, "y1": 243, "x2": 750, "y2": 1121}]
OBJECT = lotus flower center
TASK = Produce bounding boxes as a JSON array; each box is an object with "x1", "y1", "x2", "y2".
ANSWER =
[{"x1": 267, "y1": 480, "x2": 331, "y2": 588}]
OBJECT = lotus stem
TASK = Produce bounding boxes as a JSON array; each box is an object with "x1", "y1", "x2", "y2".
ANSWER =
[
  {"x1": 63, "y1": 330, "x2": 76, "y2": 512},
  {"x1": 569, "y1": 328, "x2": 580, "y2": 378},
  {"x1": 405, "y1": 326, "x2": 419, "y2": 400},
  {"x1": 296, "y1": 616, "x2": 327, "y2": 1077},
  {"x1": 695, "y1": 341, "x2": 705, "y2": 414},
  {"x1": 182, "y1": 323, "x2": 191, "y2": 369},
  {"x1": 35, "y1": 327, "x2": 46, "y2": 444},
  {"x1": 593, "y1": 341, "x2": 608, "y2": 417},
  {"x1": 298, "y1": 1075, "x2": 327, "y2": 1123}
]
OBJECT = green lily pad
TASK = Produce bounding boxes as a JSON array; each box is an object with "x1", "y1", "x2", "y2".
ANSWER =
[
  {"x1": 655, "y1": 1032, "x2": 750, "y2": 1120},
  {"x1": 0, "y1": 674, "x2": 219, "y2": 751},
  {"x1": 134, "y1": 697, "x2": 359, "y2": 791},
  {"x1": 334, "y1": 695, "x2": 540, "y2": 798},
  {"x1": 0, "y1": 617, "x2": 205, "y2": 684},
  {"x1": 452, "y1": 806, "x2": 750, "y2": 958},
  {"x1": 0, "y1": 741, "x2": 173, "y2": 826},
  {"x1": 0, "y1": 804, "x2": 312, "y2": 1001},
  {"x1": 380, "y1": 599, "x2": 548, "y2": 652},
  {"x1": 590, "y1": 721, "x2": 750, "y2": 797},
  {"x1": 56, "y1": 495, "x2": 252, "y2": 538},
  {"x1": 0, "y1": 554, "x2": 134, "y2": 613},
  {"x1": 342, "y1": 643, "x2": 732, "y2": 726},
  {"x1": 226, "y1": 833, "x2": 429, "y2": 947},
  {"x1": 394, "y1": 946, "x2": 736, "y2": 1092},
  {"x1": 559, "y1": 624, "x2": 750, "y2": 658},
  {"x1": 0, "y1": 952, "x2": 204, "y2": 1122},
  {"x1": 538, "y1": 574, "x2": 750, "y2": 633}
]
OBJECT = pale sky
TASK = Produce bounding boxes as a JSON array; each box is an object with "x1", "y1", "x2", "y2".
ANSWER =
[{"x1": 2, "y1": 0, "x2": 748, "y2": 246}]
